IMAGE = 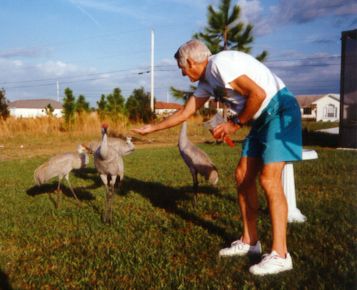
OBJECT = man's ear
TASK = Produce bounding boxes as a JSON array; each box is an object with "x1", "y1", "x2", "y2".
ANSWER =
[{"x1": 186, "y1": 57, "x2": 194, "y2": 68}]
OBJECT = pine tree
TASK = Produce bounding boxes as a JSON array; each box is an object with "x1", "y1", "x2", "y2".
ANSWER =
[
  {"x1": 170, "y1": 86, "x2": 196, "y2": 102},
  {"x1": 45, "y1": 103, "x2": 54, "y2": 117},
  {"x1": 107, "y1": 88, "x2": 125, "y2": 122},
  {"x1": 171, "y1": 0, "x2": 268, "y2": 101},
  {"x1": 62, "y1": 88, "x2": 76, "y2": 127},
  {"x1": 76, "y1": 95, "x2": 90, "y2": 115},
  {"x1": 126, "y1": 87, "x2": 154, "y2": 123},
  {"x1": 194, "y1": 0, "x2": 267, "y2": 60},
  {"x1": 96, "y1": 94, "x2": 108, "y2": 121},
  {"x1": 0, "y1": 88, "x2": 10, "y2": 120}
]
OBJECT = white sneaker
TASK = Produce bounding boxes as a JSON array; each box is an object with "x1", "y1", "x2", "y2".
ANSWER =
[
  {"x1": 219, "y1": 238, "x2": 262, "y2": 257},
  {"x1": 249, "y1": 250, "x2": 293, "y2": 276}
]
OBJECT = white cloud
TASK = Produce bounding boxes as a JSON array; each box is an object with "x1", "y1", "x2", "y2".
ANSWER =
[
  {"x1": 237, "y1": 0, "x2": 263, "y2": 24},
  {"x1": 36, "y1": 61, "x2": 81, "y2": 77},
  {"x1": 271, "y1": 0, "x2": 357, "y2": 24},
  {"x1": 235, "y1": 0, "x2": 273, "y2": 35},
  {"x1": 0, "y1": 58, "x2": 100, "y2": 101},
  {"x1": 237, "y1": 0, "x2": 357, "y2": 35},
  {"x1": 266, "y1": 52, "x2": 340, "y2": 94},
  {"x1": 0, "y1": 47, "x2": 50, "y2": 59}
]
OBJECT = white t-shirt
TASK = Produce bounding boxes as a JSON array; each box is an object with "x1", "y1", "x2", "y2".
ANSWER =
[{"x1": 194, "y1": 50, "x2": 286, "y2": 119}]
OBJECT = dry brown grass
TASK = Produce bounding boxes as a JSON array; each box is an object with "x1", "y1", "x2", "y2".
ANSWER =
[
  {"x1": 0, "y1": 113, "x2": 131, "y2": 138},
  {"x1": 0, "y1": 113, "x2": 249, "y2": 161}
]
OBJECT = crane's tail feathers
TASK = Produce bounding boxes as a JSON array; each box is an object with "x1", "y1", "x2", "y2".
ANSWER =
[
  {"x1": 34, "y1": 168, "x2": 43, "y2": 186},
  {"x1": 34, "y1": 163, "x2": 49, "y2": 185}
]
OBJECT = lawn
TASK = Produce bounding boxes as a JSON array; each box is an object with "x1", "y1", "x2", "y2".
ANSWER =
[{"x1": 0, "y1": 141, "x2": 356, "y2": 289}]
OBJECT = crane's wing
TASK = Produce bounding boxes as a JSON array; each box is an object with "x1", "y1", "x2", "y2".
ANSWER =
[
  {"x1": 179, "y1": 141, "x2": 218, "y2": 181},
  {"x1": 47, "y1": 153, "x2": 74, "y2": 174},
  {"x1": 89, "y1": 137, "x2": 134, "y2": 156},
  {"x1": 34, "y1": 153, "x2": 73, "y2": 184},
  {"x1": 180, "y1": 142, "x2": 215, "y2": 166},
  {"x1": 94, "y1": 146, "x2": 123, "y2": 177}
]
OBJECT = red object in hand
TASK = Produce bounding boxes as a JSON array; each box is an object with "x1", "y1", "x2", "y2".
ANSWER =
[
  {"x1": 224, "y1": 136, "x2": 235, "y2": 148},
  {"x1": 209, "y1": 129, "x2": 235, "y2": 148},
  {"x1": 204, "y1": 113, "x2": 236, "y2": 148}
]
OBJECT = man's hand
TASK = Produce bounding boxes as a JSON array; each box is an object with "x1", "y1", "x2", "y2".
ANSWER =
[
  {"x1": 131, "y1": 124, "x2": 155, "y2": 135},
  {"x1": 212, "y1": 122, "x2": 239, "y2": 140}
]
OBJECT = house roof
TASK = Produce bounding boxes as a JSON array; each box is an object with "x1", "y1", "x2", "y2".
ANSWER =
[
  {"x1": 296, "y1": 94, "x2": 340, "y2": 107},
  {"x1": 325, "y1": 94, "x2": 340, "y2": 102},
  {"x1": 155, "y1": 101, "x2": 183, "y2": 110},
  {"x1": 295, "y1": 95, "x2": 323, "y2": 107},
  {"x1": 9, "y1": 99, "x2": 63, "y2": 109}
]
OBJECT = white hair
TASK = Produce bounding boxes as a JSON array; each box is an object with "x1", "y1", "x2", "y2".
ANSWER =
[{"x1": 174, "y1": 39, "x2": 212, "y2": 67}]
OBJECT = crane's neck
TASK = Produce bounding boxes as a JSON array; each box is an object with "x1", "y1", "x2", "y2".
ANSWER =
[
  {"x1": 179, "y1": 121, "x2": 188, "y2": 148},
  {"x1": 100, "y1": 128, "x2": 109, "y2": 159},
  {"x1": 79, "y1": 152, "x2": 89, "y2": 167}
]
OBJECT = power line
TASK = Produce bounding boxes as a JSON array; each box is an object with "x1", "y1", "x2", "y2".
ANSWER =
[{"x1": 1, "y1": 55, "x2": 342, "y2": 86}]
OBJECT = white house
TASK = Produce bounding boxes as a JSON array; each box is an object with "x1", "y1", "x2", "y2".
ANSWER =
[
  {"x1": 296, "y1": 94, "x2": 340, "y2": 122},
  {"x1": 9, "y1": 99, "x2": 63, "y2": 118}
]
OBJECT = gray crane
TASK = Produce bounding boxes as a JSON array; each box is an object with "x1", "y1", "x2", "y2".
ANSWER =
[
  {"x1": 93, "y1": 124, "x2": 125, "y2": 223},
  {"x1": 88, "y1": 136, "x2": 135, "y2": 157},
  {"x1": 178, "y1": 121, "x2": 218, "y2": 202},
  {"x1": 34, "y1": 144, "x2": 89, "y2": 208}
]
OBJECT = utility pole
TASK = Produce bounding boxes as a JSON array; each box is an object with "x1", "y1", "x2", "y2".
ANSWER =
[
  {"x1": 150, "y1": 29, "x2": 155, "y2": 112},
  {"x1": 56, "y1": 80, "x2": 60, "y2": 102}
]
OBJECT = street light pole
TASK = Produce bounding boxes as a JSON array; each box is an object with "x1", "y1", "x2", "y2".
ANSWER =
[{"x1": 150, "y1": 29, "x2": 155, "y2": 112}]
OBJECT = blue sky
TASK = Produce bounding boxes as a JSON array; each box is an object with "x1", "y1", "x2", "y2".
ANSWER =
[{"x1": 1, "y1": 0, "x2": 356, "y2": 106}]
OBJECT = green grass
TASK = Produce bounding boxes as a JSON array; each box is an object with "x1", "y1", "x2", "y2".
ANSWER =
[
  {"x1": 302, "y1": 121, "x2": 339, "y2": 132},
  {"x1": 0, "y1": 144, "x2": 356, "y2": 289}
]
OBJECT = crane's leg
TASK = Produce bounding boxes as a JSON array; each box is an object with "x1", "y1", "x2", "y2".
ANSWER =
[
  {"x1": 117, "y1": 172, "x2": 124, "y2": 193},
  {"x1": 65, "y1": 173, "x2": 81, "y2": 206},
  {"x1": 191, "y1": 171, "x2": 199, "y2": 205},
  {"x1": 107, "y1": 175, "x2": 117, "y2": 224},
  {"x1": 56, "y1": 177, "x2": 62, "y2": 209},
  {"x1": 100, "y1": 174, "x2": 110, "y2": 223}
]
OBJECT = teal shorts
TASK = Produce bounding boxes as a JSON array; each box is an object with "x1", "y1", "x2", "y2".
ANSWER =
[{"x1": 241, "y1": 87, "x2": 302, "y2": 164}]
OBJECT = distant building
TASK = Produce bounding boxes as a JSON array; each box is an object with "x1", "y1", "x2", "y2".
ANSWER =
[
  {"x1": 155, "y1": 101, "x2": 183, "y2": 116},
  {"x1": 296, "y1": 94, "x2": 340, "y2": 122},
  {"x1": 9, "y1": 99, "x2": 63, "y2": 118}
]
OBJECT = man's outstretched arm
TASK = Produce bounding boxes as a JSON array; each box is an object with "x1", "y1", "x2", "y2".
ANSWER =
[{"x1": 132, "y1": 95, "x2": 209, "y2": 135}]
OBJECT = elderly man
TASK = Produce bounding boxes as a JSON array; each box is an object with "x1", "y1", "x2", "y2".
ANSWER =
[{"x1": 132, "y1": 39, "x2": 302, "y2": 276}]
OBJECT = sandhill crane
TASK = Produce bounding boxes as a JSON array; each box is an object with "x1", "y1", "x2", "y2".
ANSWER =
[
  {"x1": 88, "y1": 136, "x2": 135, "y2": 156},
  {"x1": 94, "y1": 124, "x2": 125, "y2": 223},
  {"x1": 34, "y1": 144, "x2": 89, "y2": 208},
  {"x1": 178, "y1": 121, "x2": 218, "y2": 202}
]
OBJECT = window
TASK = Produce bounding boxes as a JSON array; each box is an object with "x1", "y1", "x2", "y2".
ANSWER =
[
  {"x1": 324, "y1": 104, "x2": 337, "y2": 118},
  {"x1": 303, "y1": 107, "x2": 312, "y2": 115}
]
